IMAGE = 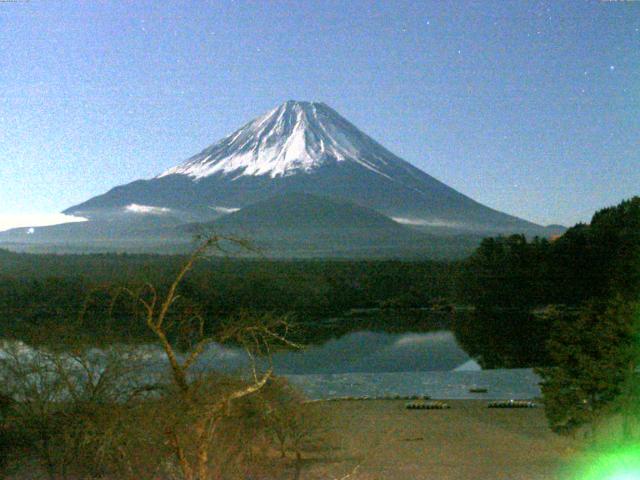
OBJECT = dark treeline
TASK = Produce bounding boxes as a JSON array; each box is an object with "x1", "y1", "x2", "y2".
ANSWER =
[
  {"x1": 455, "y1": 196, "x2": 640, "y2": 368},
  {"x1": 0, "y1": 250, "x2": 459, "y2": 344}
]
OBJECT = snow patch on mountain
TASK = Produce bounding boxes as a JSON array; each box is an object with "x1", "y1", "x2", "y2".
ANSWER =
[
  {"x1": 210, "y1": 206, "x2": 240, "y2": 214},
  {"x1": 392, "y1": 217, "x2": 466, "y2": 228},
  {"x1": 158, "y1": 101, "x2": 396, "y2": 181},
  {"x1": 125, "y1": 204, "x2": 171, "y2": 215}
]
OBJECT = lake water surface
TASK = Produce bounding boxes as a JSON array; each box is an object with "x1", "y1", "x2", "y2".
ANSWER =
[
  {"x1": 1, "y1": 329, "x2": 542, "y2": 400},
  {"x1": 285, "y1": 369, "x2": 541, "y2": 400},
  {"x1": 197, "y1": 330, "x2": 472, "y2": 374},
  {"x1": 195, "y1": 329, "x2": 542, "y2": 399}
]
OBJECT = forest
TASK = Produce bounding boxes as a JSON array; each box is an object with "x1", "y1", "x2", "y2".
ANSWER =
[
  {"x1": 0, "y1": 250, "x2": 459, "y2": 345},
  {"x1": 455, "y1": 196, "x2": 640, "y2": 368}
]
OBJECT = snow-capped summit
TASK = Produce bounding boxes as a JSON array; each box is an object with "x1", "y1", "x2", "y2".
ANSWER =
[
  {"x1": 158, "y1": 100, "x2": 394, "y2": 180},
  {"x1": 64, "y1": 100, "x2": 547, "y2": 236}
]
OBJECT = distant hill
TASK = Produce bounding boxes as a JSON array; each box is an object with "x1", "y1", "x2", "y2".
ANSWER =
[
  {"x1": 183, "y1": 192, "x2": 482, "y2": 259},
  {"x1": 211, "y1": 192, "x2": 409, "y2": 231},
  {"x1": 0, "y1": 211, "x2": 191, "y2": 254}
]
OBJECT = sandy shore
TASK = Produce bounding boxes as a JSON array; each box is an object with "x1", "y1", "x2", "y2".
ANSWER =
[{"x1": 298, "y1": 399, "x2": 576, "y2": 480}]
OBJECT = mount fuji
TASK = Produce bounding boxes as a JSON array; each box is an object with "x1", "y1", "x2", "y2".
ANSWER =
[
  {"x1": 2, "y1": 101, "x2": 561, "y2": 256},
  {"x1": 64, "y1": 101, "x2": 544, "y2": 232}
]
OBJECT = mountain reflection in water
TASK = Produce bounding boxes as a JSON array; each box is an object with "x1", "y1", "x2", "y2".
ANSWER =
[{"x1": 198, "y1": 330, "x2": 472, "y2": 375}]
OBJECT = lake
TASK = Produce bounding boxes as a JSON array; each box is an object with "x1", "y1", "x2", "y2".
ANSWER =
[
  {"x1": 286, "y1": 369, "x2": 541, "y2": 400},
  {"x1": 1, "y1": 329, "x2": 543, "y2": 401},
  {"x1": 197, "y1": 330, "x2": 473, "y2": 374},
  {"x1": 193, "y1": 329, "x2": 542, "y2": 400}
]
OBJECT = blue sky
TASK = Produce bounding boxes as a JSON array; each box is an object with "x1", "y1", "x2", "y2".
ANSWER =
[{"x1": 0, "y1": 0, "x2": 638, "y2": 230}]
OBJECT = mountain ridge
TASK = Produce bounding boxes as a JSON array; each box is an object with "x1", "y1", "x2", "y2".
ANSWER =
[
  {"x1": 64, "y1": 100, "x2": 545, "y2": 235},
  {"x1": 180, "y1": 192, "x2": 482, "y2": 259}
]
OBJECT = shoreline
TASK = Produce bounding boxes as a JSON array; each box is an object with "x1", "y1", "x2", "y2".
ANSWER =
[{"x1": 306, "y1": 395, "x2": 540, "y2": 402}]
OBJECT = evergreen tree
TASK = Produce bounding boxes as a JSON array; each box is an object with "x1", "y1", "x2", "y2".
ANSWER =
[{"x1": 536, "y1": 298, "x2": 640, "y2": 437}]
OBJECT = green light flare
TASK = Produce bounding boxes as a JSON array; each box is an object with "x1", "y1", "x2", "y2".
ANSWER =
[{"x1": 570, "y1": 444, "x2": 640, "y2": 480}]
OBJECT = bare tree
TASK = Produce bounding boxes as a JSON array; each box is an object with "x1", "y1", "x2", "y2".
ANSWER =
[
  {"x1": 0, "y1": 339, "x2": 149, "y2": 479},
  {"x1": 0, "y1": 236, "x2": 310, "y2": 480},
  {"x1": 117, "y1": 235, "x2": 298, "y2": 480},
  {"x1": 261, "y1": 378, "x2": 322, "y2": 455}
]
